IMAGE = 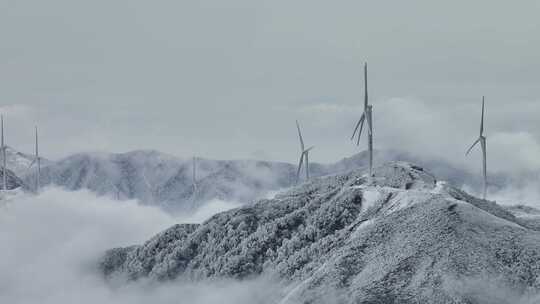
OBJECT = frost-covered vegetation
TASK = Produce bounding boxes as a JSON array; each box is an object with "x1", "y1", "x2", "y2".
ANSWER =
[{"x1": 101, "y1": 162, "x2": 540, "y2": 303}]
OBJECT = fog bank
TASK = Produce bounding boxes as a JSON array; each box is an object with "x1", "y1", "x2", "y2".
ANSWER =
[{"x1": 0, "y1": 188, "x2": 273, "y2": 304}]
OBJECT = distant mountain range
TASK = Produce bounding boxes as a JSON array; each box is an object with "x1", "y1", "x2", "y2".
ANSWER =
[
  {"x1": 0, "y1": 146, "x2": 514, "y2": 211},
  {"x1": 100, "y1": 162, "x2": 540, "y2": 303},
  {"x1": 2, "y1": 146, "x2": 51, "y2": 177},
  {"x1": 24, "y1": 150, "x2": 298, "y2": 211}
]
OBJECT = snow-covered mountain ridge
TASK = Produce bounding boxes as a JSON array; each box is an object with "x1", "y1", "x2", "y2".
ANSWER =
[
  {"x1": 28, "y1": 150, "x2": 298, "y2": 210},
  {"x1": 18, "y1": 148, "x2": 496, "y2": 211},
  {"x1": 100, "y1": 162, "x2": 540, "y2": 303},
  {"x1": 0, "y1": 145, "x2": 528, "y2": 211},
  {"x1": 2, "y1": 146, "x2": 51, "y2": 177}
]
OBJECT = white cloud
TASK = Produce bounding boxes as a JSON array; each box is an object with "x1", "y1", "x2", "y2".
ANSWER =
[
  {"x1": 1, "y1": 1, "x2": 539, "y2": 162},
  {"x1": 0, "y1": 188, "x2": 273, "y2": 304},
  {"x1": 288, "y1": 96, "x2": 540, "y2": 176},
  {"x1": 181, "y1": 199, "x2": 242, "y2": 223},
  {"x1": 0, "y1": 104, "x2": 34, "y2": 118},
  {"x1": 489, "y1": 132, "x2": 540, "y2": 171}
]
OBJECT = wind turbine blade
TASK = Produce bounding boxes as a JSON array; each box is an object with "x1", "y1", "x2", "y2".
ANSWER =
[
  {"x1": 350, "y1": 113, "x2": 365, "y2": 141},
  {"x1": 357, "y1": 115, "x2": 365, "y2": 146},
  {"x1": 304, "y1": 146, "x2": 315, "y2": 152},
  {"x1": 351, "y1": 119, "x2": 360, "y2": 140},
  {"x1": 364, "y1": 62, "x2": 368, "y2": 111},
  {"x1": 28, "y1": 159, "x2": 36, "y2": 168},
  {"x1": 296, "y1": 153, "x2": 304, "y2": 184},
  {"x1": 367, "y1": 106, "x2": 373, "y2": 136},
  {"x1": 480, "y1": 96, "x2": 485, "y2": 136},
  {"x1": 465, "y1": 138, "x2": 481, "y2": 156},
  {"x1": 296, "y1": 120, "x2": 305, "y2": 151}
]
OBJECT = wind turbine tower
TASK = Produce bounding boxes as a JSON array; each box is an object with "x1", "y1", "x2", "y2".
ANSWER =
[
  {"x1": 189, "y1": 156, "x2": 198, "y2": 204},
  {"x1": 351, "y1": 63, "x2": 374, "y2": 177},
  {"x1": 192, "y1": 156, "x2": 197, "y2": 192},
  {"x1": 466, "y1": 96, "x2": 487, "y2": 199},
  {"x1": 295, "y1": 120, "x2": 314, "y2": 184},
  {"x1": 1, "y1": 115, "x2": 6, "y2": 191},
  {"x1": 28, "y1": 126, "x2": 42, "y2": 192},
  {"x1": 33, "y1": 126, "x2": 41, "y2": 192}
]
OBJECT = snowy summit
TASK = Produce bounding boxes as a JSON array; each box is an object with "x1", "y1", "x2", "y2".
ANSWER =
[{"x1": 100, "y1": 162, "x2": 540, "y2": 303}]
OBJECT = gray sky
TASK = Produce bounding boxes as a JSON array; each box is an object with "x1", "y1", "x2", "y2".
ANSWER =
[{"x1": 1, "y1": 0, "x2": 539, "y2": 173}]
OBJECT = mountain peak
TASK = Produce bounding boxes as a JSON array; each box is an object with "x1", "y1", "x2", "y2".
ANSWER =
[{"x1": 100, "y1": 161, "x2": 538, "y2": 303}]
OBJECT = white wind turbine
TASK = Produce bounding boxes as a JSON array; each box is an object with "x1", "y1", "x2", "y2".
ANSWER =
[
  {"x1": 351, "y1": 63, "x2": 374, "y2": 177},
  {"x1": 466, "y1": 97, "x2": 487, "y2": 199},
  {"x1": 192, "y1": 156, "x2": 197, "y2": 192},
  {"x1": 189, "y1": 156, "x2": 199, "y2": 204},
  {"x1": 295, "y1": 120, "x2": 314, "y2": 184},
  {"x1": 1, "y1": 115, "x2": 6, "y2": 191},
  {"x1": 29, "y1": 126, "x2": 42, "y2": 192}
]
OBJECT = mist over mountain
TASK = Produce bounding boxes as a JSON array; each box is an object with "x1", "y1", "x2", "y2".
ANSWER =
[
  {"x1": 0, "y1": 187, "x2": 265, "y2": 304},
  {"x1": 2, "y1": 146, "x2": 51, "y2": 177},
  {"x1": 13, "y1": 148, "x2": 439, "y2": 209},
  {"x1": 1, "y1": 1, "x2": 539, "y2": 303},
  {"x1": 100, "y1": 162, "x2": 540, "y2": 303},
  {"x1": 0, "y1": 146, "x2": 525, "y2": 211},
  {"x1": 22, "y1": 150, "x2": 298, "y2": 211}
]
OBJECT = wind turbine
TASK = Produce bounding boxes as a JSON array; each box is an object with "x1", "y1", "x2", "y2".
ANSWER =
[
  {"x1": 466, "y1": 97, "x2": 487, "y2": 199},
  {"x1": 29, "y1": 126, "x2": 41, "y2": 192},
  {"x1": 188, "y1": 156, "x2": 199, "y2": 204},
  {"x1": 192, "y1": 156, "x2": 197, "y2": 192},
  {"x1": 295, "y1": 120, "x2": 314, "y2": 184},
  {"x1": 351, "y1": 62, "x2": 374, "y2": 177},
  {"x1": 1, "y1": 115, "x2": 6, "y2": 191}
]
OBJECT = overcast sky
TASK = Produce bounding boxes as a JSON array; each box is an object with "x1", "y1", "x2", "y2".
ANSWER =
[{"x1": 0, "y1": 0, "x2": 539, "y2": 173}]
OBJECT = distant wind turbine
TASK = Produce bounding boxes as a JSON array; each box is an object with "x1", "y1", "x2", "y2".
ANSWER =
[
  {"x1": 29, "y1": 126, "x2": 41, "y2": 192},
  {"x1": 295, "y1": 120, "x2": 314, "y2": 184},
  {"x1": 351, "y1": 62, "x2": 374, "y2": 177},
  {"x1": 192, "y1": 156, "x2": 197, "y2": 191},
  {"x1": 1, "y1": 115, "x2": 6, "y2": 191},
  {"x1": 466, "y1": 97, "x2": 487, "y2": 199}
]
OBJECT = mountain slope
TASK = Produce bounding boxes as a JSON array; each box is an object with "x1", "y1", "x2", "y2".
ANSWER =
[
  {"x1": 0, "y1": 167, "x2": 26, "y2": 190},
  {"x1": 2, "y1": 146, "x2": 51, "y2": 177},
  {"x1": 34, "y1": 150, "x2": 184, "y2": 204},
  {"x1": 100, "y1": 162, "x2": 540, "y2": 303},
  {"x1": 26, "y1": 149, "x2": 491, "y2": 211},
  {"x1": 31, "y1": 151, "x2": 300, "y2": 210}
]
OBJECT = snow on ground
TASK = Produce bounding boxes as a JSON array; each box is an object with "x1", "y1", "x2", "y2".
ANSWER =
[
  {"x1": 99, "y1": 162, "x2": 540, "y2": 303},
  {"x1": 359, "y1": 187, "x2": 381, "y2": 211}
]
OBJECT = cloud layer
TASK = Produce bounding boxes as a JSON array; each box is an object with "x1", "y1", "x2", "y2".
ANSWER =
[{"x1": 0, "y1": 188, "x2": 272, "y2": 304}]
